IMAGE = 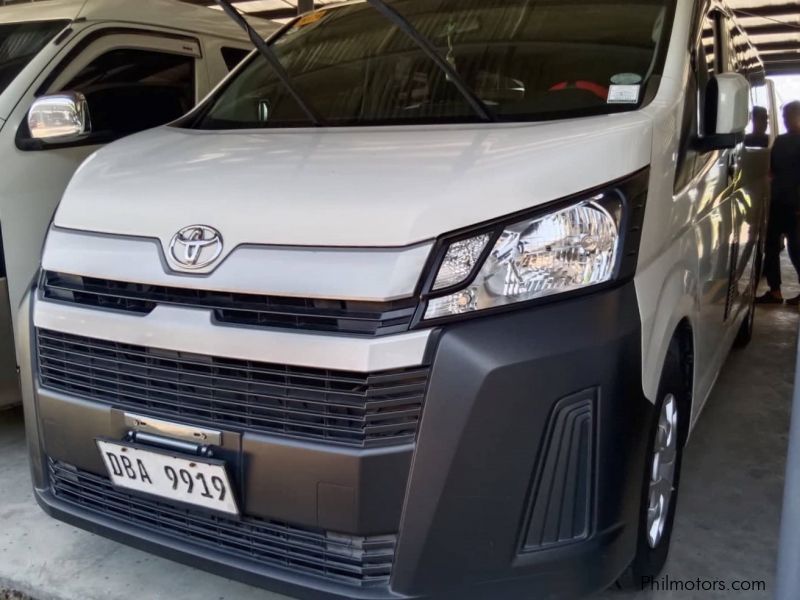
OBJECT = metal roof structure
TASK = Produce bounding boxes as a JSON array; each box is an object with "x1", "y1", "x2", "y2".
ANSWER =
[
  {"x1": 180, "y1": 0, "x2": 342, "y2": 23},
  {"x1": 729, "y1": 1, "x2": 800, "y2": 74}
]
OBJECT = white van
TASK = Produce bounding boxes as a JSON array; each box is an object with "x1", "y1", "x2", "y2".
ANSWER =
[
  {"x1": 0, "y1": 0, "x2": 275, "y2": 408},
  {"x1": 18, "y1": 1, "x2": 771, "y2": 598}
]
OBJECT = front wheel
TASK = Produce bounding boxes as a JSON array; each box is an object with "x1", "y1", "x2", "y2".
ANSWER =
[{"x1": 617, "y1": 344, "x2": 686, "y2": 589}]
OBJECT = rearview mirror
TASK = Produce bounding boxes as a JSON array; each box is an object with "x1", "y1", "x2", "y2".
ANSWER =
[
  {"x1": 696, "y1": 73, "x2": 750, "y2": 151},
  {"x1": 27, "y1": 91, "x2": 91, "y2": 143}
]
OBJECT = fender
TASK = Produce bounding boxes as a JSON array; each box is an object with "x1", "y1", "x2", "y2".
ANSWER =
[{"x1": 636, "y1": 247, "x2": 699, "y2": 407}]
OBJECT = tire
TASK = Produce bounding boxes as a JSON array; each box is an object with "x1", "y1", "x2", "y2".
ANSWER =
[
  {"x1": 734, "y1": 304, "x2": 755, "y2": 348},
  {"x1": 616, "y1": 341, "x2": 687, "y2": 590}
]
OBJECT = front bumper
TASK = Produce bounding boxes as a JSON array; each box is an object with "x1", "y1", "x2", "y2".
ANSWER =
[{"x1": 22, "y1": 281, "x2": 651, "y2": 600}]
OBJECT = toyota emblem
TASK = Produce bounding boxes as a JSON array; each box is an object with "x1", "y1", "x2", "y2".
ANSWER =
[{"x1": 169, "y1": 225, "x2": 223, "y2": 270}]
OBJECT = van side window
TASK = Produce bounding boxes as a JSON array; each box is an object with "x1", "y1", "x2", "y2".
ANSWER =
[
  {"x1": 59, "y1": 48, "x2": 195, "y2": 136},
  {"x1": 674, "y1": 14, "x2": 719, "y2": 191},
  {"x1": 221, "y1": 47, "x2": 250, "y2": 71},
  {"x1": 697, "y1": 14, "x2": 719, "y2": 138}
]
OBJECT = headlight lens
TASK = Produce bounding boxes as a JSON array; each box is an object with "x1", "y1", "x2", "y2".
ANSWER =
[
  {"x1": 424, "y1": 194, "x2": 622, "y2": 320},
  {"x1": 432, "y1": 234, "x2": 491, "y2": 291}
]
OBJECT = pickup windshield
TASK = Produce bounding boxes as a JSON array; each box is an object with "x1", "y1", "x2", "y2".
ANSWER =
[
  {"x1": 191, "y1": 0, "x2": 674, "y2": 129},
  {"x1": 0, "y1": 20, "x2": 67, "y2": 96}
]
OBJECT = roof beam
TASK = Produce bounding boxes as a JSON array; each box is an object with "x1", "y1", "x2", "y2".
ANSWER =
[
  {"x1": 761, "y1": 50, "x2": 800, "y2": 62},
  {"x1": 743, "y1": 23, "x2": 800, "y2": 35},
  {"x1": 756, "y1": 40, "x2": 800, "y2": 52},
  {"x1": 734, "y1": 3, "x2": 800, "y2": 19},
  {"x1": 766, "y1": 61, "x2": 800, "y2": 74},
  {"x1": 179, "y1": 0, "x2": 309, "y2": 18},
  {"x1": 242, "y1": 7, "x2": 299, "y2": 19}
]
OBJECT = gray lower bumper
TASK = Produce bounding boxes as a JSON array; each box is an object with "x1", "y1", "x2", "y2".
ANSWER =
[{"x1": 25, "y1": 281, "x2": 651, "y2": 600}]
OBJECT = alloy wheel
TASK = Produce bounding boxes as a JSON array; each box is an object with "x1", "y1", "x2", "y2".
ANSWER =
[{"x1": 646, "y1": 394, "x2": 679, "y2": 549}]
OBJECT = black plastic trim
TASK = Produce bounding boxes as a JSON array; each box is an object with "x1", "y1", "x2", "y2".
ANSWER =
[
  {"x1": 0, "y1": 224, "x2": 6, "y2": 279},
  {"x1": 36, "y1": 328, "x2": 430, "y2": 448},
  {"x1": 34, "y1": 486, "x2": 401, "y2": 600},
  {"x1": 520, "y1": 390, "x2": 595, "y2": 552},
  {"x1": 393, "y1": 281, "x2": 651, "y2": 599}
]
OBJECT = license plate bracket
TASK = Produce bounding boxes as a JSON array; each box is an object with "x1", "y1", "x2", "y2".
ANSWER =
[{"x1": 96, "y1": 439, "x2": 240, "y2": 517}]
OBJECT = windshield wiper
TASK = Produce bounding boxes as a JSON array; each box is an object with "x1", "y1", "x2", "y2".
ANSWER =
[
  {"x1": 366, "y1": 0, "x2": 495, "y2": 123},
  {"x1": 215, "y1": 0, "x2": 324, "y2": 127}
]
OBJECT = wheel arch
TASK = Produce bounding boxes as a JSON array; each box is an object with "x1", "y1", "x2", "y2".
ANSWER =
[
  {"x1": 670, "y1": 318, "x2": 695, "y2": 447},
  {"x1": 638, "y1": 261, "x2": 698, "y2": 404}
]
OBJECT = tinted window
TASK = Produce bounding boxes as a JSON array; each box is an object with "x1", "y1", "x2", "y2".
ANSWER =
[
  {"x1": 698, "y1": 13, "x2": 719, "y2": 137},
  {"x1": 675, "y1": 13, "x2": 719, "y2": 191},
  {"x1": 0, "y1": 20, "x2": 68, "y2": 95},
  {"x1": 61, "y1": 48, "x2": 195, "y2": 135},
  {"x1": 192, "y1": 0, "x2": 674, "y2": 129},
  {"x1": 221, "y1": 46, "x2": 250, "y2": 71}
]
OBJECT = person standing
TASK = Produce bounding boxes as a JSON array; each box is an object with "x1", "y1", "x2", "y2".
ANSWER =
[
  {"x1": 757, "y1": 101, "x2": 800, "y2": 305},
  {"x1": 745, "y1": 105, "x2": 770, "y2": 148}
]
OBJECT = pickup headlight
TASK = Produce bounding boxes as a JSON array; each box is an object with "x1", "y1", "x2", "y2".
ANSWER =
[{"x1": 422, "y1": 171, "x2": 648, "y2": 321}]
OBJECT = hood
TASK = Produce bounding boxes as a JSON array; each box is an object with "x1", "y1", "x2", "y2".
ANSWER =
[{"x1": 55, "y1": 113, "x2": 653, "y2": 251}]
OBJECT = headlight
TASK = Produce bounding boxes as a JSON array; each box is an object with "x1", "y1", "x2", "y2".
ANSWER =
[{"x1": 423, "y1": 184, "x2": 636, "y2": 321}]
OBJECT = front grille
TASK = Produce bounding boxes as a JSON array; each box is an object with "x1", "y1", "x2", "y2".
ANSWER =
[
  {"x1": 49, "y1": 459, "x2": 396, "y2": 586},
  {"x1": 37, "y1": 329, "x2": 429, "y2": 448},
  {"x1": 42, "y1": 271, "x2": 418, "y2": 336}
]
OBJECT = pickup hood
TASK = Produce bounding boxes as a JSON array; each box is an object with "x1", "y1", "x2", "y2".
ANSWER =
[{"x1": 56, "y1": 113, "x2": 653, "y2": 250}]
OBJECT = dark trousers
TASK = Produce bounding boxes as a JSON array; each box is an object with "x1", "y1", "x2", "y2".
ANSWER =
[{"x1": 764, "y1": 203, "x2": 800, "y2": 291}]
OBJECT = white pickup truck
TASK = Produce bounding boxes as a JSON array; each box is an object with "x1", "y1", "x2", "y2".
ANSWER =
[{"x1": 0, "y1": 0, "x2": 275, "y2": 408}]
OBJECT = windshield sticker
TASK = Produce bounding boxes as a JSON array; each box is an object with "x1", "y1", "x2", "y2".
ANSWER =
[
  {"x1": 607, "y1": 84, "x2": 641, "y2": 104},
  {"x1": 611, "y1": 73, "x2": 643, "y2": 85}
]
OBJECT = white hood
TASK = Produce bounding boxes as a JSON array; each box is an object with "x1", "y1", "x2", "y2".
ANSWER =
[{"x1": 55, "y1": 113, "x2": 653, "y2": 251}]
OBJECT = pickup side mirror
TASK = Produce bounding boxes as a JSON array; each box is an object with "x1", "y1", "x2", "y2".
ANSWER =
[
  {"x1": 695, "y1": 73, "x2": 751, "y2": 152},
  {"x1": 27, "y1": 91, "x2": 91, "y2": 144}
]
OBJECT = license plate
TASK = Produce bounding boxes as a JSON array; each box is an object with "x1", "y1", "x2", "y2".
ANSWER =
[{"x1": 96, "y1": 440, "x2": 239, "y2": 516}]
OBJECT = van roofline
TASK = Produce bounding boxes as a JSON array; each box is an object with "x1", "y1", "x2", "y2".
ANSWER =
[{"x1": 0, "y1": 0, "x2": 277, "y2": 40}]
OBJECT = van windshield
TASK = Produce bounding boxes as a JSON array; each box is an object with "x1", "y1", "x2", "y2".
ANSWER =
[
  {"x1": 0, "y1": 20, "x2": 68, "y2": 96},
  {"x1": 191, "y1": 0, "x2": 674, "y2": 129}
]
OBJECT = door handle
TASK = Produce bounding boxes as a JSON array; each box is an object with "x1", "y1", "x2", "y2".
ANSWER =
[{"x1": 727, "y1": 152, "x2": 740, "y2": 182}]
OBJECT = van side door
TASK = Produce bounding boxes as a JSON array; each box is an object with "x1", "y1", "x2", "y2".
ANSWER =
[
  {"x1": 723, "y1": 18, "x2": 764, "y2": 332},
  {"x1": 673, "y1": 10, "x2": 735, "y2": 412},
  {"x1": 0, "y1": 27, "x2": 203, "y2": 341}
]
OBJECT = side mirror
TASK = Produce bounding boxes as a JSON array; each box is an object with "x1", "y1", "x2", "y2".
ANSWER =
[
  {"x1": 696, "y1": 73, "x2": 750, "y2": 151},
  {"x1": 27, "y1": 91, "x2": 91, "y2": 144}
]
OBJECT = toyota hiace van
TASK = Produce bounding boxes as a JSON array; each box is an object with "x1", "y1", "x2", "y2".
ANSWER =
[
  {"x1": 0, "y1": 0, "x2": 275, "y2": 408},
  {"x1": 19, "y1": 1, "x2": 771, "y2": 598}
]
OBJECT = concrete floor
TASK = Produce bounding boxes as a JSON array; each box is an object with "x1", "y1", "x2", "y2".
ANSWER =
[{"x1": 1, "y1": 279, "x2": 797, "y2": 600}]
